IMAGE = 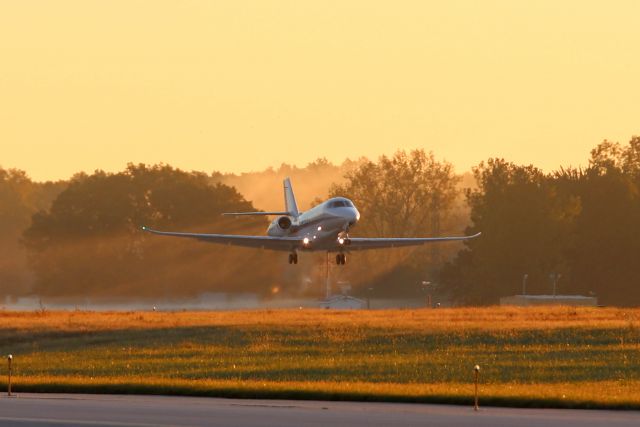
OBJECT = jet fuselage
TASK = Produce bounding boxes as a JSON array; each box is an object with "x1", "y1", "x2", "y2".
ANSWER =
[{"x1": 267, "y1": 197, "x2": 360, "y2": 251}]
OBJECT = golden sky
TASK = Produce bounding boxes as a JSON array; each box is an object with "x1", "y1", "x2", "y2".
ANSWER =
[{"x1": 1, "y1": 1, "x2": 639, "y2": 181}]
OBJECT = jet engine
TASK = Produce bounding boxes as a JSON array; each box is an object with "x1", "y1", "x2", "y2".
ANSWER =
[
  {"x1": 267, "y1": 216, "x2": 295, "y2": 237},
  {"x1": 277, "y1": 216, "x2": 292, "y2": 230}
]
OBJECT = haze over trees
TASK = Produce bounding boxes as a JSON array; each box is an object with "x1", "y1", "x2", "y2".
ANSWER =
[
  {"x1": 1, "y1": 138, "x2": 640, "y2": 305},
  {"x1": 0, "y1": 169, "x2": 65, "y2": 297},
  {"x1": 212, "y1": 157, "x2": 365, "y2": 211},
  {"x1": 22, "y1": 164, "x2": 276, "y2": 298}
]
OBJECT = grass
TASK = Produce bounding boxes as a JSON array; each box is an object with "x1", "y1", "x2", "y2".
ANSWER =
[{"x1": 0, "y1": 306, "x2": 639, "y2": 409}]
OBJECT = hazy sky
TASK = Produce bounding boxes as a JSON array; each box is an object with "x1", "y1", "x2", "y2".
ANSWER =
[{"x1": 1, "y1": 1, "x2": 639, "y2": 181}]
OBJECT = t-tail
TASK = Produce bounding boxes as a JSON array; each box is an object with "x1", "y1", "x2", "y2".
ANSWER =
[
  {"x1": 222, "y1": 177, "x2": 300, "y2": 218},
  {"x1": 283, "y1": 177, "x2": 299, "y2": 218}
]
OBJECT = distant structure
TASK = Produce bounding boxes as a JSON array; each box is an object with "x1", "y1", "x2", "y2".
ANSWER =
[
  {"x1": 500, "y1": 295, "x2": 598, "y2": 307},
  {"x1": 319, "y1": 295, "x2": 366, "y2": 309}
]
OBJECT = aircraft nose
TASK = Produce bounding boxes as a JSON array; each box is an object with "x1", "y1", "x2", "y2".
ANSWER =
[{"x1": 349, "y1": 208, "x2": 360, "y2": 226}]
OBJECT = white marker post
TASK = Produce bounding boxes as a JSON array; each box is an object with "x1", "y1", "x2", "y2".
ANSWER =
[
  {"x1": 473, "y1": 365, "x2": 480, "y2": 411},
  {"x1": 7, "y1": 354, "x2": 13, "y2": 397}
]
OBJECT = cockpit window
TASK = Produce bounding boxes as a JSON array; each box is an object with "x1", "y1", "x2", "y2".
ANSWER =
[{"x1": 328, "y1": 200, "x2": 353, "y2": 208}]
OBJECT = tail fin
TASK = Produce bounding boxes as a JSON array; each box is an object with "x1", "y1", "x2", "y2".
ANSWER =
[
  {"x1": 283, "y1": 177, "x2": 299, "y2": 218},
  {"x1": 223, "y1": 178, "x2": 300, "y2": 217}
]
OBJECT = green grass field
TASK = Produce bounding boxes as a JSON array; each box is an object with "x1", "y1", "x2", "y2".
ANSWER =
[{"x1": 0, "y1": 307, "x2": 639, "y2": 409}]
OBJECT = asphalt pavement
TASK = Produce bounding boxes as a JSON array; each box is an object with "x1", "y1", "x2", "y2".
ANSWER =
[{"x1": 0, "y1": 393, "x2": 638, "y2": 427}]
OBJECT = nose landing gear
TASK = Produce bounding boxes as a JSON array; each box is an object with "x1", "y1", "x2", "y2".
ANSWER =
[
  {"x1": 335, "y1": 253, "x2": 346, "y2": 265},
  {"x1": 338, "y1": 237, "x2": 351, "y2": 246},
  {"x1": 288, "y1": 253, "x2": 298, "y2": 264},
  {"x1": 338, "y1": 230, "x2": 352, "y2": 246}
]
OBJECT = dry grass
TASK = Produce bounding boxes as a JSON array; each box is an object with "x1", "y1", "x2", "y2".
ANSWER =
[{"x1": 0, "y1": 306, "x2": 639, "y2": 408}]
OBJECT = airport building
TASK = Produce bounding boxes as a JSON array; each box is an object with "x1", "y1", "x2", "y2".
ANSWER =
[
  {"x1": 500, "y1": 294, "x2": 598, "y2": 307},
  {"x1": 319, "y1": 295, "x2": 367, "y2": 309}
]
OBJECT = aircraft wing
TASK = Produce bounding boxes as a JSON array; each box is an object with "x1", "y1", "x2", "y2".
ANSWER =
[
  {"x1": 346, "y1": 232, "x2": 481, "y2": 251},
  {"x1": 141, "y1": 227, "x2": 302, "y2": 251}
]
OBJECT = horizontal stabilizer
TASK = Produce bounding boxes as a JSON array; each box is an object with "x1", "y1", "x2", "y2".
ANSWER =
[{"x1": 222, "y1": 211, "x2": 291, "y2": 216}]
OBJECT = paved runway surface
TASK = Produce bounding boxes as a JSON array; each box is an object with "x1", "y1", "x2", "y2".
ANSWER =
[{"x1": 0, "y1": 393, "x2": 639, "y2": 426}]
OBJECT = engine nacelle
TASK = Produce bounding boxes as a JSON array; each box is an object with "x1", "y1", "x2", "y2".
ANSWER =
[
  {"x1": 277, "y1": 216, "x2": 292, "y2": 230},
  {"x1": 267, "y1": 216, "x2": 295, "y2": 237}
]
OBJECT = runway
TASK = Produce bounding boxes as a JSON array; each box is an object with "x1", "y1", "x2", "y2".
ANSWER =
[{"x1": 0, "y1": 393, "x2": 638, "y2": 427}]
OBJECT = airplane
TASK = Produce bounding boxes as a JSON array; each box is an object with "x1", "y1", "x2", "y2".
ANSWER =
[{"x1": 142, "y1": 177, "x2": 481, "y2": 265}]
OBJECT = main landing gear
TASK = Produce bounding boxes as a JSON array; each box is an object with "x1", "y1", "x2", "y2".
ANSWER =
[
  {"x1": 288, "y1": 253, "x2": 298, "y2": 264},
  {"x1": 335, "y1": 253, "x2": 346, "y2": 265}
]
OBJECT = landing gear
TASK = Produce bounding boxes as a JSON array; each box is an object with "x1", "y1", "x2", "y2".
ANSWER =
[
  {"x1": 335, "y1": 253, "x2": 346, "y2": 265},
  {"x1": 288, "y1": 253, "x2": 298, "y2": 264},
  {"x1": 337, "y1": 231, "x2": 352, "y2": 246},
  {"x1": 338, "y1": 237, "x2": 352, "y2": 246}
]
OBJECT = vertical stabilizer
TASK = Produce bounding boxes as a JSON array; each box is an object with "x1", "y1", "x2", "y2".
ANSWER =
[{"x1": 283, "y1": 177, "x2": 300, "y2": 218}]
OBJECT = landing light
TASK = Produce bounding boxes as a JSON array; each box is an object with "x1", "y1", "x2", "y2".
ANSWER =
[
  {"x1": 338, "y1": 238, "x2": 345, "y2": 245},
  {"x1": 303, "y1": 237, "x2": 310, "y2": 245},
  {"x1": 317, "y1": 226, "x2": 322, "y2": 231}
]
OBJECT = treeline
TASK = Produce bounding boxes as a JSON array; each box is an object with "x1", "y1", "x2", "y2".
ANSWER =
[
  {"x1": 442, "y1": 137, "x2": 640, "y2": 306},
  {"x1": 2, "y1": 138, "x2": 640, "y2": 305},
  {"x1": 0, "y1": 155, "x2": 469, "y2": 300}
]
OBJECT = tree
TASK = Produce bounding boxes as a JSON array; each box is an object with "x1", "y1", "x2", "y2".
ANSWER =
[
  {"x1": 23, "y1": 164, "x2": 278, "y2": 297},
  {"x1": 441, "y1": 159, "x2": 577, "y2": 304},
  {"x1": 0, "y1": 168, "x2": 65, "y2": 297},
  {"x1": 326, "y1": 150, "x2": 461, "y2": 294},
  {"x1": 560, "y1": 138, "x2": 640, "y2": 305},
  {"x1": 443, "y1": 136, "x2": 640, "y2": 306}
]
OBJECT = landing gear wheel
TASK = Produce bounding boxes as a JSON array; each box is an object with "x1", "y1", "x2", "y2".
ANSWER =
[
  {"x1": 288, "y1": 253, "x2": 298, "y2": 264},
  {"x1": 335, "y1": 253, "x2": 346, "y2": 265}
]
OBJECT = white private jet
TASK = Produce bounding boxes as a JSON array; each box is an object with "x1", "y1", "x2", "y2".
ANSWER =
[{"x1": 142, "y1": 178, "x2": 480, "y2": 265}]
